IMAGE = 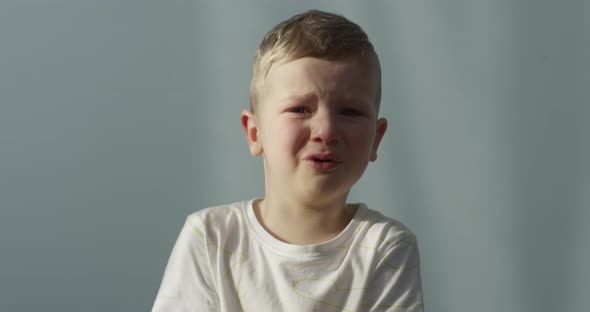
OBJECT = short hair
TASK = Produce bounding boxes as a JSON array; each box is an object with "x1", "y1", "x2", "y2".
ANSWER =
[{"x1": 249, "y1": 10, "x2": 381, "y2": 112}]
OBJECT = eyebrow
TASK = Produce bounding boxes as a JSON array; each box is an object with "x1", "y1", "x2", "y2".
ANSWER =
[
  {"x1": 280, "y1": 93, "x2": 317, "y2": 105},
  {"x1": 280, "y1": 93, "x2": 372, "y2": 108}
]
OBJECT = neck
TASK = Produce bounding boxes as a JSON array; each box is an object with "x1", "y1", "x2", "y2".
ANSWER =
[{"x1": 254, "y1": 195, "x2": 355, "y2": 245}]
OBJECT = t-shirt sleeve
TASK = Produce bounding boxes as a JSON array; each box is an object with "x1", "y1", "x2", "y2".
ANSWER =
[
  {"x1": 367, "y1": 233, "x2": 424, "y2": 312},
  {"x1": 151, "y1": 216, "x2": 218, "y2": 312}
]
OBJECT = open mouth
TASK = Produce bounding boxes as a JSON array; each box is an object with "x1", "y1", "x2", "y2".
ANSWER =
[{"x1": 305, "y1": 155, "x2": 341, "y2": 170}]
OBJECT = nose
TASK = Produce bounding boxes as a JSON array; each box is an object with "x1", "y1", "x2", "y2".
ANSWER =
[{"x1": 310, "y1": 110, "x2": 339, "y2": 145}]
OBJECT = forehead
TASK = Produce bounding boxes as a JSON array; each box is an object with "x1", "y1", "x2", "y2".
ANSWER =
[{"x1": 261, "y1": 57, "x2": 379, "y2": 108}]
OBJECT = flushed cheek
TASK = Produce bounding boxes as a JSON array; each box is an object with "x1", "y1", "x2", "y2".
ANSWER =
[
  {"x1": 279, "y1": 122, "x2": 309, "y2": 155},
  {"x1": 263, "y1": 122, "x2": 306, "y2": 166},
  {"x1": 346, "y1": 128, "x2": 374, "y2": 154}
]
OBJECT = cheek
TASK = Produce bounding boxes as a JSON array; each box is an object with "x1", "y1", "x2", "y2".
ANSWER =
[
  {"x1": 274, "y1": 120, "x2": 308, "y2": 153},
  {"x1": 346, "y1": 125, "x2": 375, "y2": 153}
]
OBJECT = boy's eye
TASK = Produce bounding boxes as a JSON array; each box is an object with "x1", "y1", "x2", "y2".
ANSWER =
[
  {"x1": 341, "y1": 108, "x2": 363, "y2": 116},
  {"x1": 289, "y1": 107, "x2": 310, "y2": 114}
]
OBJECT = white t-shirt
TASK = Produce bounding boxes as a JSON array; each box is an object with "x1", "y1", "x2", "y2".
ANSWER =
[{"x1": 152, "y1": 199, "x2": 424, "y2": 312}]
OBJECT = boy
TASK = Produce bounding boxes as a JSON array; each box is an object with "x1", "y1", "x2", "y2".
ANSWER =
[{"x1": 152, "y1": 10, "x2": 424, "y2": 312}]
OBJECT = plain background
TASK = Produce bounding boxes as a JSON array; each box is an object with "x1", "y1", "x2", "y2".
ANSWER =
[{"x1": 1, "y1": 0, "x2": 588, "y2": 311}]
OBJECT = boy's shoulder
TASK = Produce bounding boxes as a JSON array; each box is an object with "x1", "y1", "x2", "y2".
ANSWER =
[
  {"x1": 181, "y1": 199, "x2": 418, "y2": 254},
  {"x1": 185, "y1": 200, "x2": 248, "y2": 229},
  {"x1": 181, "y1": 200, "x2": 253, "y2": 245},
  {"x1": 359, "y1": 204, "x2": 419, "y2": 252}
]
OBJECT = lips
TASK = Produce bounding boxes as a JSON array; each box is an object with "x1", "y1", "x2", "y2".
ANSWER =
[{"x1": 304, "y1": 153, "x2": 342, "y2": 170}]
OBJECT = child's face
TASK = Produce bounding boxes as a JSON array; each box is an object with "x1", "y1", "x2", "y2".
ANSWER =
[{"x1": 242, "y1": 57, "x2": 387, "y2": 203}]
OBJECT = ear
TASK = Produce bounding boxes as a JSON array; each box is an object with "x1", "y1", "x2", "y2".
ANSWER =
[
  {"x1": 370, "y1": 118, "x2": 388, "y2": 162},
  {"x1": 241, "y1": 109, "x2": 263, "y2": 157}
]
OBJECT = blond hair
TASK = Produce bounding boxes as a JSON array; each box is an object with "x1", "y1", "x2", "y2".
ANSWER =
[{"x1": 249, "y1": 10, "x2": 381, "y2": 112}]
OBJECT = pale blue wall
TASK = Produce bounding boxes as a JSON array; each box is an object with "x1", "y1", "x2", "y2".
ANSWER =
[{"x1": 1, "y1": 1, "x2": 588, "y2": 311}]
